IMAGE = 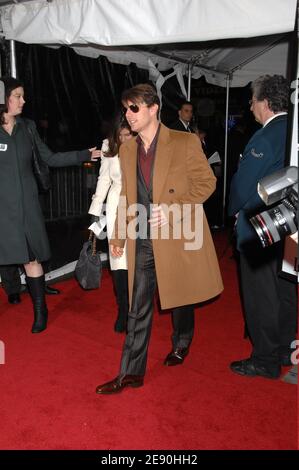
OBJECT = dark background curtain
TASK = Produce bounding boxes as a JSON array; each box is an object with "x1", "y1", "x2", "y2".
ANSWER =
[{"x1": 15, "y1": 42, "x2": 149, "y2": 151}]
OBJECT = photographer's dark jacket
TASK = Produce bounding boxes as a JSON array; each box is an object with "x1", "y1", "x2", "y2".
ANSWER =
[
  {"x1": 228, "y1": 114, "x2": 287, "y2": 251},
  {"x1": 0, "y1": 117, "x2": 90, "y2": 264}
]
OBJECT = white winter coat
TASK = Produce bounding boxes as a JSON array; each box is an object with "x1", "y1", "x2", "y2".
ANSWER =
[{"x1": 88, "y1": 139, "x2": 127, "y2": 270}]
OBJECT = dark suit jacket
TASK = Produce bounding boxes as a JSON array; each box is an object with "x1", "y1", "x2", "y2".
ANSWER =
[
  {"x1": 169, "y1": 119, "x2": 194, "y2": 133},
  {"x1": 228, "y1": 114, "x2": 287, "y2": 251}
]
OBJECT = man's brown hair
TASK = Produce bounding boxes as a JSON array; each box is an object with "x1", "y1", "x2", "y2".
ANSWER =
[{"x1": 122, "y1": 83, "x2": 160, "y2": 113}]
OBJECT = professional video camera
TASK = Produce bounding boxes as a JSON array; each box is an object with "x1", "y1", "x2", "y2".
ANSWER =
[{"x1": 250, "y1": 166, "x2": 298, "y2": 248}]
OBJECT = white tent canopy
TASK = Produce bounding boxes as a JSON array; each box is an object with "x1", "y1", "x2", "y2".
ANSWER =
[
  {"x1": 0, "y1": 0, "x2": 296, "y2": 44},
  {"x1": 0, "y1": 0, "x2": 297, "y2": 87}
]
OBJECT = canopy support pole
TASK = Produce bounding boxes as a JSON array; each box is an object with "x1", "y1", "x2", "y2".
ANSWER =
[
  {"x1": 222, "y1": 72, "x2": 231, "y2": 225},
  {"x1": 187, "y1": 63, "x2": 192, "y2": 100},
  {"x1": 10, "y1": 40, "x2": 17, "y2": 78}
]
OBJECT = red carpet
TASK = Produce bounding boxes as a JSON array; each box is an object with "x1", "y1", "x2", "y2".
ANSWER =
[{"x1": 0, "y1": 232, "x2": 297, "y2": 450}]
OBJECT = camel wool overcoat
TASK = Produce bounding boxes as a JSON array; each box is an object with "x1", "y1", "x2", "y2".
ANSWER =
[{"x1": 111, "y1": 124, "x2": 224, "y2": 309}]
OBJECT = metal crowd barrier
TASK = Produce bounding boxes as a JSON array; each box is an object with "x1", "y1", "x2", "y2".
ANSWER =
[{"x1": 41, "y1": 163, "x2": 98, "y2": 221}]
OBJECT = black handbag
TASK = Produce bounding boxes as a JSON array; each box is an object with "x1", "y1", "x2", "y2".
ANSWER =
[
  {"x1": 75, "y1": 231, "x2": 102, "y2": 289},
  {"x1": 24, "y1": 119, "x2": 51, "y2": 193}
]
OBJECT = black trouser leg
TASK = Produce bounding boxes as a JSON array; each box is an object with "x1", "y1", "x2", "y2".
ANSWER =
[
  {"x1": 112, "y1": 269, "x2": 129, "y2": 333},
  {"x1": 239, "y1": 244, "x2": 284, "y2": 367},
  {"x1": 0, "y1": 265, "x2": 21, "y2": 296},
  {"x1": 171, "y1": 305, "x2": 195, "y2": 350},
  {"x1": 119, "y1": 239, "x2": 157, "y2": 377},
  {"x1": 26, "y1": 275, "x2": 48, "y2": 334},
  {"x1": 278, "y1": 275, "x2": 298, "y2": 357}
]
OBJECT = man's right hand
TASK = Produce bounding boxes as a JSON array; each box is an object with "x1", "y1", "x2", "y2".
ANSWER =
[
  {"x1": 290, "y1": 231, "x2": 298, "y2": 243},
  {"x1": 110, "y1": 244, "x2": 124, "y2": 257}
]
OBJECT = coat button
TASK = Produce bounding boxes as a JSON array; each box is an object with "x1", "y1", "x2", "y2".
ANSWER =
[{"x1": 169, "y1": 189, "x2": 174, "y2": 193}]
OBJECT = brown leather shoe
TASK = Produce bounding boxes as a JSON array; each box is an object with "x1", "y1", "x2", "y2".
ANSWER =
[
  {"x1": 164, "y1": 348, "x2": 189, "y2": 366},
  {"x1": 95, "y1": 375, "x2": 144, "y2": 395}
]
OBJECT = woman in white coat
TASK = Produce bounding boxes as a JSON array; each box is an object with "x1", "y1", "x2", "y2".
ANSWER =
[{"x1": 89, "y1": 120, "x2": 133, "y2": 332}]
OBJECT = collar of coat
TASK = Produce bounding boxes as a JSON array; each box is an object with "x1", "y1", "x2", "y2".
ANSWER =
[{"x1": 119, "y1": 123, "x2": 173, "y2": 204}]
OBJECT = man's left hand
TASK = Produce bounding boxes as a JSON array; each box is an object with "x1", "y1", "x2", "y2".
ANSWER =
[{"x1": 149, "y1": 205, "x2": 168, "y2": 228}]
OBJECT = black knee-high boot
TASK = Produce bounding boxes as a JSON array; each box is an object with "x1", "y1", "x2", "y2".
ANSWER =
[
  {"x1": 26, "y1": 275, "x2": 48, "y2": 333},
  {"x1": 112, "y1": 269, "x2": 129, "y2": 333}
]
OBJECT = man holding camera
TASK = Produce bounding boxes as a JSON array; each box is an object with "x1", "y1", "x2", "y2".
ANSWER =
[{"x1": 228, "y1": 75, "x2": 297, "y2": 379}]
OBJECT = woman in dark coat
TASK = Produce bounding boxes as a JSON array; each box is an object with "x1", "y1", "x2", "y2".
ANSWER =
[{"x1": 0, "y1": 76, "x2": 101, "y2": 333}]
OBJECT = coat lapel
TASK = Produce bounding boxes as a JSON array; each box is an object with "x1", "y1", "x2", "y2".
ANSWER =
[
  {"x1": 123, "y1": 138, "x2": 138, "y2": 205},
  {"x1": 123, "y1": 124, "x2": 173, "y2": 204},
  {"x1": 153, "y1": 124, "x2": 173, "y2": 203}
]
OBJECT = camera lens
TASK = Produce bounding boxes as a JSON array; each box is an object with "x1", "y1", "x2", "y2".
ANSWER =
[{"x1": 250, "y1": 198, "x2": 297, "y2": 248}]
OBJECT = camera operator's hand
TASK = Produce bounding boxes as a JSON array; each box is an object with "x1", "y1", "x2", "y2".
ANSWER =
[{"x1": 90, "y1": 215, "x2": 100, "y2": 224}]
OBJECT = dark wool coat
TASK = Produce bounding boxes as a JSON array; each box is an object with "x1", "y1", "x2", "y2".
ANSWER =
[
  {"x1": 0, "y1": 117, "x2": 89, "y2": 264},
  {"x1": 228, "y1": 115, "x2": 287, "y2": 251}
]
